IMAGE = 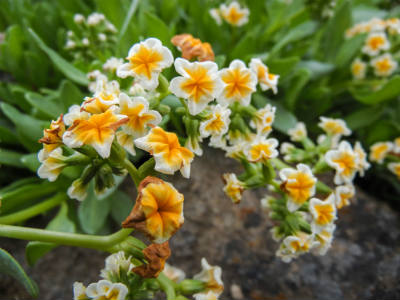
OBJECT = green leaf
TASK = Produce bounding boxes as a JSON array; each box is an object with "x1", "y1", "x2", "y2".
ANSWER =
[
  {"x1": 27, "y1": 28, "x2": 89, "y2": 86},
  {"x1": 253, "y1": 94, "x2": 297, "y2": 133},
  {"x1": 266, "y1": 56, "x2": 300, "y2": 79},
  {"x1": 21, "y1": 153, "x2": 40, "y2": 172},
  {"x1": 344, "y1": 105, "x2": 383, "y2": 130},
  {"x1": 0, "y1": 125, "x2": 18, "y2": 145},
  {"x1": 349, "y1": 76, "x2": 400, "y2": 104},
  {"x1": 366, "y1": 120, "x2": 398, "y2": 145},
  {"x1": 143, "y1": 12, "x2": 172, "y2": 46},
  {"x1": 26, "y1": 201, "x2": 76, "y2": 266},
  {"x1": 25, "y1": 92, "x2": 64, "y2": 119},
  {"x1": 110, "y1": 190, "x2": 134, "y2": 224},
  {"x1": 335, "y1": 34, "x2": 366, "y2": 68},
  {"x1": 118, "y1": 0, "x2": 139, "y2": 45},
  {"x1": 284, "y1": 68, "x2": 312, "y2": 111},
  {"x1": 0, "y1": 248, "x2": 38, "y2": 297},
  {"x1": 59, "y1": 80, "x2": 83, "y2": 110},
  {"x1": 0, "y1": 148, "x2": 25, "y2": 168},
  {"x1": 297, "y1": 61, "x2": 335, "y2": 80}
]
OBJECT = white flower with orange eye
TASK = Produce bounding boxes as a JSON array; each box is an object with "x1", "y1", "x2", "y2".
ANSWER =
[
  {"x1": 217, "y1": 59, "x2": 257, "y2": 107},
  {"x1": 313, "y1": 224, "x2": 335, "y2": 256},
  {"x1": 309, "y1": 194, "x2": 337, "y2": 233},
  {"x1": 288, "y1": 122, "x2": 307, "y2": 142},
  {"x1": 164, "y1": 263, "x2": 186, "y2": 283},
  {"x1": 63, "y1": 108, "x2": 128, "y2": 158},
  {"x1": 371, "y1": 53, "x2": 398, "y2": 77},
  {"x1": 222, "y1": 173, "x2": 244, "y2": 204},
  {"x1": 220, "y1": 1, "x2": 249, "y2": 27},
  {"x1": 279, "y1": 232, "x2": 316, "y2": 262},
  {"x1": 100, "y1": 251, "x2": 134, "y2": 281},
  {"x1": 250, "y1": 104, "x2": 276, "y2": 135},
  {"x1": 117, "y1": 38, "x2": 173, "y2": 90},
  {"x1": 86, "y1": 280, "x2": 128, "y2": 300},
  {"x1": 63, "y1": 105, "x2": 90, "y2": 126},
  {"x1": 388, "y1": 162, "x2": 400, "y2": 180},
  {"x1": 318, "y1": 117, "x2": 351, "y2": 145},
  {"x1": 369, "y1": 141, "x2": 393, "y2": 164},
  {"x1": 244, "y1": 135, "x2": 279, "y2": 163},
  {"x1": 194, "y1": 291, "x2": 220, "y2": 300},
  {"x1": 354, "y1": 141, "x2": 370, "y2": 176},
  {"x1": 335, "y1": 184, "x2": 355, "y2": 209},
  {"x1": 116, "y1": 131, "x2": 136, "y2": 156},
  {"x1": 37, "y1": 148, "x2": 67, "y2": 182},
  {"x1": 394, "y1": 137, "x2": 400, "y2": 153},
  {"x1": 362, "y1": 32, "x2": 390, "y2": 56},
  {"x1": 280, "y1": 142, "x2": 295, "y2": 155},
  {"x1": 103, "y1": 57, "x2": 124, "y2": 73},
  {"x1": 351, "y1": 58, "x2": 367, "y2": 80},
  {"x1": 118, "y1": 93, "x2": 161, "y2": 138},
  {"x1": 209, "y1": 8, "x2": 222, "y2": 25},
  {"x1": 193, "y1": 258, "x2": 224, "y2": 297},
  {"x1": 82, "y1": 80, "x2": 121, "y2": 114},
  {"x1": 325, "y1": 141, "x2": 359, "y2": 185},
  {"x1": 280, "y1": 164, "x2": 317, "y2": 212},
  {"x1": 386, "y1": 18, "x2": 400, "y2": 35},
  {"x1": 249, "y1": 58, "x2": 279, "y2": 94},
  {"x1": 73, "y1": 282, "x2": 87, "y2": 300},
  {"x1": 135, "y1": 127, "x2": 194, "y2": 178},
  {"x1": 170, "y1": 58, "x2": 223, "y2": 115},
  {"x1": 199, "y1": 104, "x2": 231, "y2": 138}
]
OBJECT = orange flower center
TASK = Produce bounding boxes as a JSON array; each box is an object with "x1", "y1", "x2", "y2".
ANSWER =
[
  {"x1": 285, "y1": 173, "x2": 315, "y2": 204},
  {"x1": 332, "y1": 152, "x2": 357, "y2": 176},
  {"x1": 129, "y1": 45, "x2": 163, "y2": 79},
  {"x1": 180, "y1": 66, "x2": 215, "y2": 102},
  {"x1": 221, "y1": 68, "x2": 253, "y2": 99},
  {"x1": 314, "y1": 203, "x2": 335, "y2": 225}
]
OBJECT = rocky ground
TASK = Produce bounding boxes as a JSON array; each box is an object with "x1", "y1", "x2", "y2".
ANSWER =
[{"x1": 1, "y1": 147, "x2": 400, "y2": 300}]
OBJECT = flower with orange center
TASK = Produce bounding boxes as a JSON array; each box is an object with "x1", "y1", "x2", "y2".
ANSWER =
[
  {"x1": 386, "y1": 18, "x2": 400, "y2": 35},
  {"x1": 354, "y1": 141, "x2": 370, "y2": 176},
  {"x1": 278, "y1": 232, "x2": 317, "y2": 262},
  {"x1": 351, "y1": 58, "x2": 367, "y2": 80},
  {"x1": 117, "y1": 38, "x2": 173, "y2": 90},
  {"x1": 288, "y1": 122, "x2": 307, "y2": 142},
  {"x1": 81, "y1": 79, "x2": 120, "y2": 114},
  {"x1": 193, "y1": 258, "x2": 224, "y2": 297},
  {"x1": 38, "y1": 115, "x2": 66, "y2": 161},
  {"x1": 280, "y1": 164, "x2": 316, "y2": 212},
  {"x1": 122, "y1": 176, "x2": 184, "y2": 243},
  {"x1": 217, "y1": 59, "x2": 257, "y2": 107},
  {"x1": 362, "y1": 32, "x2": 390, "y2": 56},
  {"x1": 371, "y1": 53, "x2": 398, "y2": 77},
  {"x1": 318, "y1": 116, "x2": 351, "y2": 146},
  {"x1": 171, "y1": 34, "x2": 215, "y2": 62},
  {"x1": 394, "y1": 137, "x2": 400, "y2": 154},
  {"x1": 64, "y1": 105, "x2": 90, "y2": 126},
  {"x1": 313, "y1": 224, "x2": 335, "y2": 256},
  {"x1": 309, "y1": 194, "x2": 337, "y2": 232},
  {"x1": 244, "y1": 135, "x2": 279, "y2": 163},
  {"x1": 170, "y1": 58, "x2": 223, "y2": 115},
  {"x1": 219, "y1": 1, "x2": 249, "y2": 27},
  {"x1": 63, "y1": 108, "x2": 128, "y2": 158},
  {"x1": 135, "y1": 127, "x2": 194, "y2": 178},
  {"x1": 388, "y1": 162, "x2": 400, "y2": 180},
  {"x1": 250, "y1": 104, "x2": 276, "y2": 136},
  {"x1": 335, "y1": 184, "x2": 355, "y2": 209},
  {"x1": 118, "y1": 93, "x2": 161, "y2": 138},
  {"x1": 369, "y1": 141, "x2": 393, "y2": 164},
  {"x1": 199, "y1": 104, "x2": 231, "y2": 138},
  {"x1": 222, "y1": 173, "x2": 244, "y2": 204},
  {"x1": 249, "y1": 58, "x2": 279, "y2": 94},
  {"x1": 325, "y1": 141, "x2": 359, "y2": 184}
]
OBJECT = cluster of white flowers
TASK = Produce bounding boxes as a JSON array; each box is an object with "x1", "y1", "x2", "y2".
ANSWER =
[{"x1": 370, "y1": 137, "x2": 400, "y2": 181}]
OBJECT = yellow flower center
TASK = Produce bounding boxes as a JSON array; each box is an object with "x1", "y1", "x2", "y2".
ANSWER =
[
  {"x1": 129, "y1": 45, "x2": 163, "y2": 79},
  {"x1": 337, "y1": 192, "x2": 352, "y2": 209},
  {"x1": 323, "y1": 121, "x2": 345, "y2": 135},
  {"x1": 290, "y1": 240, "x2": 309, "y2": 252},
  {"x1": 180, "y1": 66, "x2": 215, "y2": 102},
  {"x1": 375, "y1": 58, "x2": 392, "y2": 73},
  {"x1": 204, "y1": 113, "x2": 224, "y2": 133},
  {"x1": 221, "y1": 68, "x2": 253, "y2": 99},
  {"x1": 332, "y1": 152, "x2": 357, "y2": 176},
  {"x1": 249, "y1": 143, "x2": 272, "y2": 161},
  {"x1": 313, "y1": 203, "x2": 335, "y2": 225},
  {"x1": 119, "y1": 102, "x2": 156, "y2": 134},
  {"x1": 371, "y1": 144, "x2": 389, "y2": 161},
  {"x1": 225, "y1": 6, "x2": 245, "y2": 25},
  {"x1": 285, "y1": 173, "x2": 315, "y2": 204},
  {"x1": 368, "y1": 36, "x2": 385, "y2": 50},
  {"x1": 352, "y1": 62, "x2": 364, "y2": 76}
]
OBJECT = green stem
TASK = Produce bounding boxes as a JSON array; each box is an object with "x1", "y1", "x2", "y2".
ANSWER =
[
  {"x1": 0, "y1": 193, "x2": 66, "y2": 225},
  {"x1": 0, "y1": 225, "x2": 133, "y2": 251},
  {"x1": 123, "y1": 159, "x2": 141, "y2": 187},
  {"x1": 157, "y1": 273, "x2": 177, "y2": 300},
  {"x1": 138, "y1": 157, "x2": 156, "y2": 179},
  {"x1": 271, "y1": 158, "x2": 291, "y2": 170},
  {"x1": 316, "y1": 181, "x2": 333, "y2": 194}
]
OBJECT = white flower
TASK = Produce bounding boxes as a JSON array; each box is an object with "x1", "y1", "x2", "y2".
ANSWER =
[
  {"x1": 249, "y1": 58, "x2": 279, "y2": 94},
  {"x1": 194, "y1": 291, "x2": 220, "y2": 300},
  {"x1": 116, "y1": 131, "x2": 136, "y2": 156},
  {"x1": 209, "y1": 8, "x2": 222, "y2": 25},
  {"x1": 222, "y1": 173, "x2": 244, "y2": 204},
  {"x1": 250, "y1": 103, "x2": 276, "y2": 136},
  {"x1": 117, "y1": 38, "x2": 173, "y2": 90},
  {"x1": 388, "y1": 162, "x2": 400, "y2": 180},
  {"x1": 318, "y1": 117, "x2": 351, "y2": 146},
  {"x1": 279, "y1": 164, "x2": 316, "y2": 212},
  {"x1": 98, "y1": 33, "x2": 107, "y2": 42},
  {"x1": 369, "y1": 141, "x2": 393, "y2": 164},
  {"x1": 217, "y1": 59, "x2": 257, "y2": 107},
  {"x1": 351, "y1": 58, "x2": 367, "y2": 80},
  {"x1": 37, "y1": 148, "x2": 67, "y2": 182},
  {"x1": 244, "y1": 135, "x2": 279, "y2": 163},
  {"x1": 100, "y1": 251, "x2": 134, "y2": 281},
  {"x1": 362, "y1": 32, "x2": 390, "y2": 56},
  {"x1": 193, "y1": 258, "x2": 224, "y2": 296},
  {"x1": 103, "y1": 57, "x2": 124, "y2": 73},
  {"x1": 106, "y1": 22, "x2": 117, "y2": 33},
  {"x1": 278, "y1": 232, "x2": 317, "y2": 262},
  {"x1": 335, "y1": 184, "x2": 355, "y2": 209},
  {"x1": 86, "y1": 280, "x2": 128, "y2": 300},
  {"x1": 309, "y1": 194, "x2": 337, "y2": 233},
  {"x1": 73, "y1": 14, "x2": 85, "y2": 24},
  {"x1": 219, "y1": 1, "x2": 249, "y2": 27},
  {"x1": 313, "y1": 224, "x2": 335, "y2": 256},
  {"x1": 87, "y1": 12, "x2": 105, "y2": 26},
  {"x1": 370, "y1": 53, "x2": 398, "y2": 77},
  {"x1": 280, "y1": 142, "x2": 295, "y2": 155},
  {"x1": 185, "y1": 135, "x2": 203, "y2": 156},
  {"x1": 68, "y1": 178, "x2": 88, "y2": 201},
  {"x1": 354, "y1": 141, "x2": 370, "y2": 176},
  {"x1": 199, "y1": 104, "x2": 231, "y2": 138},
  {"x1": 64, "y1": 105, "x2": 90, "y2": 126},
  {"x1": 73, "y1": 282, "x2": 87, "y2": 300},
  {"x1": 170, "y1": 58, "x2": 223, "y2": 115},
  {"x1": 163, "y1": 263, "x2": 186, "y2": 283},
  {"x1": 65, "y1": 40, "x2": 76, "y2": 49},
  {"x1": 325, "y1": 141, "x2": 359, "y2": 184},
  {"x1": 288, "y1": 122, "x2": 307, "y2": 142},
  {"x1": 82, "y1": 38, "x2": 90, "y2": 46}
]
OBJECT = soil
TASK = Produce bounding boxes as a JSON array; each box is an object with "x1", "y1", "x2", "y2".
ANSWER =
[{"x1": 1, "y1": 147, "x2": 400, "y2": 300}]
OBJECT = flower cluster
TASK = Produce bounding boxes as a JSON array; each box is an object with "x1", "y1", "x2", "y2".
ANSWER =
[
  {"x1": 346, "y1": 18, "x2": 399, "y2": 79},
  {"x1": 369, "y1": 137, "x2": 400, "y2": 181},
  {"x1": 209, "y1": 1, "x2": 249, "y2": 27},
  {"x1": 65, "y1": 13, "x2": 117, "y2": 61}
]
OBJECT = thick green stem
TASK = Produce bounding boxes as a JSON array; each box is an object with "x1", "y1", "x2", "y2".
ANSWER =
[
  {"x1": 316, "y1": 181, "x2": 333, "y2": 194},
  {"x1": 123, "y1": 159, "x2": 141, "y2": 187},
  {"x1": 0, "y1": 225, "x2": 133, "y2": 251},
  {"x1": 0, "y1": 193, "x2": 66, "y2": 225},
  {"x1": 157, "y1": 273, "x2": 177, "y2": 300},
  {"x1": 138, "y1": 158, "x2": 155, "y2": 179},
  {"x1": 271, "y1": 158, "x2": 291, "y2": 170}
]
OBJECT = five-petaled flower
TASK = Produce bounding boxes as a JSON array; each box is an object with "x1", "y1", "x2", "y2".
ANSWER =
[
  {"x1": 280, "y1": 164, "x2": 317, "y2": 212},
  {"x1": 217, "y1": 59, "x2": 257, "y2": 107},
  {"x1": 244, "y1": 135, "x2": 279, "y2": 163},
  {"x1": 199, "y1": 104, "x2": 231, "y2": 139},
  {"x1": 63, "y1": 108, "x2": 128, "y2": 158},
  {"x1": 250, "y1": 103, "x2": 276, "y2": 136},
  {"x1": 122, "y1": 176, "x2": 184, "y2": 244},
  {"x1": 313, "y1": 224, "x2": 335, "y2": 256},
  {"x1": 334, "y1": 184, "x2": 355, "y2": 209},
  {"x1": 193, "y1": 258, "x2": 224, "y2": 298},
  {"x1": 318, "y1": 117, "x2": 351, "y2": 139},
  {"x1": 86, "y1": 279, "x2": 128, "y2": 300},
  {"x1": 170, "y1": 58, "x2": 223, "y2": 115},
  {"x1": 288, "y1": 122, "x2": 307, "y2": 142},
  {"x1": 309, "y1": 194, "x2": 337, "y2": 232},
  {"x1": 249, "y1": 58, "x2": 279, "y2": 94},
  {"x1": 219, "y1": 1, "x2": 249, "y2": 27},
  {"x1": 362, "y1": 32, "x2": 390, "y2": 56},
  {"x1": 351, "y1": 58, "x2": 367, "y2": 80},
  {"x1": 222, "y1": 173, "x2": 244, "y2": 204},
  {"x1": 369, "y1": 141, "x2": 393, "y2": 164},
  {"x1": 388, "y1": 162, "x2": 400, "y2": 180},
  {"x1": 117, "y1": 38, "x2": 173, "y2": 90},
  {"x1": 370, "y1": 53, "x2": 398, "y2": 77},
  {"x1": 135, "y1": 127, "x2": 194, "y2": 178},
  {"x1": 325, "y1": 141, "x2": 359, "y2": 184}
]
